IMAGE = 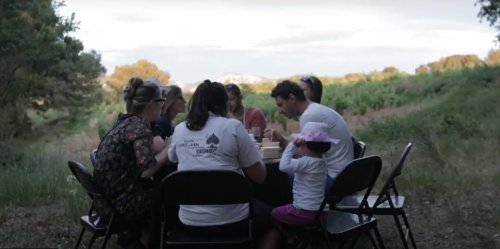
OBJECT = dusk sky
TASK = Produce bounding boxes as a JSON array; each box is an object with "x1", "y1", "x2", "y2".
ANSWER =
[{"x1": 60, "y1": 0, "x2": 498, "y2": 84}]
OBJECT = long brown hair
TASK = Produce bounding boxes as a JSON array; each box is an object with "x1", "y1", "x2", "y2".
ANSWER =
[{"x1": 185, "y1": 80, "x2": 228, "y2": 131}]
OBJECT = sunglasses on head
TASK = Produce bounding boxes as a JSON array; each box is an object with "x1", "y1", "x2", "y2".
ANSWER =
[
  {"x1": 300, "y1": 75, "x2": 314, "y2": 84},
  {"x1": 154, "y1": 98, "x2": 166, "y2": 102}
]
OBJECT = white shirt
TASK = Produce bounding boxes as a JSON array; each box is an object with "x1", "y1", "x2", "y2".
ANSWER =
[
  {"x1": 279, "y1": 143, "x2": 326, "y2": 211},
  {"x1": 168, "y1": 113, "x2": 262, "y2": 226},
  {"x1": 300, "y1": 103, "x2": 354, "y2": 179}
]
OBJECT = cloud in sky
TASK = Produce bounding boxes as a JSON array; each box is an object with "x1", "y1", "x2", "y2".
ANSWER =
[{"x1": 60, "y1": 0, "x2": 498, "y2": 83}]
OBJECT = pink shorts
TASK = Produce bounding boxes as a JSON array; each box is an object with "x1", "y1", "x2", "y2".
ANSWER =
[{"x1": 271, "y1": 204, "x2": 318, "y2": 225}]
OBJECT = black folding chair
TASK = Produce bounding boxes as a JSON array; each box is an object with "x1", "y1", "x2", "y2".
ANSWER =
[
  {"x1": 290, "y1": 156, "x2": 385, "y2": 249},
  {"x1": 160, "y1": 170, "x2": 254, "y2": 249},
  {"x1": 68, "y1": 161, "x2": 136, "y2": 249},
  {"x1": 352, "y1": 136, "x2": 367, "y2": 159},
  {"x1": 336, "y1": 143, "x2": 417, "y2": 249}
]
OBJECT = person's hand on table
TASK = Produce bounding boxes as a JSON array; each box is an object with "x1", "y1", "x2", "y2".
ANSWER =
[
  {"x1": 263, "y1": 128, "x2": 279, "y2": 141},
  {"x1": 263, "y1": 128, "x2": 288, "y2": 148}
]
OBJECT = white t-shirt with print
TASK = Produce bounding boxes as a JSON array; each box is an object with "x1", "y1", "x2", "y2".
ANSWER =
[
  {"x1": 300, "y1": 103, "x2": 354, "y2": 179},
  {"x1": 168, "y1": 113, "x2": 262, "y2": 226}
]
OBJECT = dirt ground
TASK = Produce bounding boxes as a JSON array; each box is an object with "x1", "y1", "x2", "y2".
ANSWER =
[{"x1": 2, "y1": 198, "x2": 499, "y2": 249}]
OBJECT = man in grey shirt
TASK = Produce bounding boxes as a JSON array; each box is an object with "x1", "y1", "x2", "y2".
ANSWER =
[{"x1": 264, "y1": 80, "x2": 354, "y2": 188}]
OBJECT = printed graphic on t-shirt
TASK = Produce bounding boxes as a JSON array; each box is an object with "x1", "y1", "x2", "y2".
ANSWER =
[
  {"x1": 206, "y1": 133, "x2": 220, "y2": 146},
  {"x1": 179, "y1": 133, "x2": 220, "y2": 157}
]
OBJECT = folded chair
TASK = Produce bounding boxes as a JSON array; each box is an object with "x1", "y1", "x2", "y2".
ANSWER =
[
  {"x1": 289, "y1": 156, "x2": 385, "y2": 249},
  {"x1": 352, "y1": 137, "x2": 367, "y2": 159},
  {"x1": 68, "y1": 161, "x2": 136, "y2": 249},
  {"x1": 160, "y1": 170, "x2": 254, "y2": 249},
  {"x1": 336, "y1": 143, "x2": 417, "y2": 249}
]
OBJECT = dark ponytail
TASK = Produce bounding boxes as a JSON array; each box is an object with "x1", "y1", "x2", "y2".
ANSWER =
[{"x1": 186, "y1": 80, "x2": 228, "y2": 130}]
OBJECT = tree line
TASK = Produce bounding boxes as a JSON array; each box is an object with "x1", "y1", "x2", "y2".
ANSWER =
[
  {"x1": 1, "y1": 0, "x2": 500, "y2": 140},
  {"x1": 0, "y1": 0, "x2": 105, "y2": 139}
]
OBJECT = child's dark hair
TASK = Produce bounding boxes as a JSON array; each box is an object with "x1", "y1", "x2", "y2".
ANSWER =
[{"x1": 306, "y1": 141, "x2": 331, "y2": 154}]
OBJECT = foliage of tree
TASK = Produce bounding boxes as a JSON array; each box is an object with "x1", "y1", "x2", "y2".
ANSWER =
[
  {"x1": 484, "y1": 48, "x2": 500, "y2": 65},
  {"x1": 477, "y1": 0, "x2": 500, "y2": 41},
  {"x1": 0, "y1": 0, "x2": 105, "y2": 138},
  {"x1": 416, "y1": 54, "x2": 484, "y2": 73},
  {"x1": 106, "y1": 59, "x2": 170, "y2": 91},
  {"x1": 248, "y1": 81, "x2": 277, "y2": 93},
  {"x1": 415, "y1": 65, "x2": 429, "y2": 74},
  {"x1": 238, "y1": 83, "x2": 255, "y2": 94},
  {"x1": 245, "y1": 66, "x2": 499, "y2": 122}
]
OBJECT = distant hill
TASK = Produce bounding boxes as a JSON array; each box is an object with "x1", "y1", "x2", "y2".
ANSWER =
[
  {"x1": 217, "y1": 73, "x2": 268, "y2": 84},
  {"x1": 171, "y1": 73, "x2": 270, "y2": 94}
]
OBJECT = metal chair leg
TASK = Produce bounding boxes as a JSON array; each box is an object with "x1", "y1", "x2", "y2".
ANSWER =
[
  {"x1": 392, "y1": 213, "x2": 409, "y2": 249},
  {"x1": 87, "y1": 234, "x2": 97, "y2": 249},
  {"x1": 160, "y1": 220, "x2": 165, "y2": 249},
  {"x1": 345, "y1": 232, "x2": 362, "y2": 249},
  {"x1": 401, "y1": 211, "x2": 417, "y2": 249},
  {"x1": 373, "y1": 226, "x2": 386, "y2": 249},
  {"x1": 74, "y1": 227, "x2": 85, "y2": 249},
  {"x1": 100, "y1": 227, "x2": 113, "y2": 249},
  {"x1": 365, "y1": 230, "x2": 379, "y2": 249},
  {"x1": 100, "y1": 214, "x2": 116, "y2": 249},
  {"x1": 337, "y1": 240, "x2": 346, "y2": 249}
]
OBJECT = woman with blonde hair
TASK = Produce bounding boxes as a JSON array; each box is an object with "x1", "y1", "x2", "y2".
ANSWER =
[{"x1": 94, "y1": 77, "x2": 171, "y2": 248}]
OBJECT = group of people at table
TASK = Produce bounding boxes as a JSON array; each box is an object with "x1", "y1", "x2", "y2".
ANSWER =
[{"x1": 92, "y1": 75, "x2": 355, "y2": 249}]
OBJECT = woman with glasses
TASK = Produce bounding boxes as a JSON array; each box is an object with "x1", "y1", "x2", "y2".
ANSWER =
[
  {"x1": 93, "y1": 77, "x2": 172, "y2": 248},
  {"x1": 151, "y1": 84, "x2": 186, "y2": 140},
  {"x1": 299, "y1": 75, "x2": 323, "y2": 103}
]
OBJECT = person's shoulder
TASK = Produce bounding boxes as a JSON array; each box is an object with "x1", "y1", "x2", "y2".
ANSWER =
[
  {"x1": 224, "y1": 117, "x2": 243, "y2": 127},
  {"x1": 122, "y1": 115, "x2": 153, "y2": 137},
  {"x1": 173, "y1": 121, "x2": 187, "y2": 132},
  {"x1": 125, "y1": 115, "x2": 148, "y2": 127},
  {"x1": 217, "y1": 117, "x2": 246, "y2": 135},
  {"x1": 311, "y1": 103, "x2": 339, "y2": 114}
]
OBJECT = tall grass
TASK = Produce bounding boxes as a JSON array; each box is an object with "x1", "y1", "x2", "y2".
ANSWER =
[
  {"x1": 0, "y1": 133, "x2": 96, "y2": 222},
  {"x1": 356, "y1": 66, "x2": 500, "y2": 231}
]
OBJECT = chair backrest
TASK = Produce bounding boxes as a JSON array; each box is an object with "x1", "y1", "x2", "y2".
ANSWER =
[
  {"x1": 68, "y1": 160, "x2": 102, "y2": 198},
  {"x1": 90, "y1": 149, "x2": 97, "y2": 168},
  {"x1": 68, "y1": 160, "x2": 122, "y2": 216},
  {"x1": 161, "y1": 170, "x2": 252, "y2": 205},
  {"x1": 373, "y1": 142, "x2": 412, "y2": 207},
  {"x1": 353, "y1": 140, "x2": 367, "y2": 159},
  {"x1": 323, "y1": 156, "x2": 382, "y2": 212}
]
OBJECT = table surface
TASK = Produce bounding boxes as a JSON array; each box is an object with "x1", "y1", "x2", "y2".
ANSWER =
[{"x1": 262, "y1": 158, "x2": 280, "y2": 164}]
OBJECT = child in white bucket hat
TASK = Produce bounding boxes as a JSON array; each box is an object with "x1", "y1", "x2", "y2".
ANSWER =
[{"x1": 271, "y1": 122, "x2": 340, "y2": 243}]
